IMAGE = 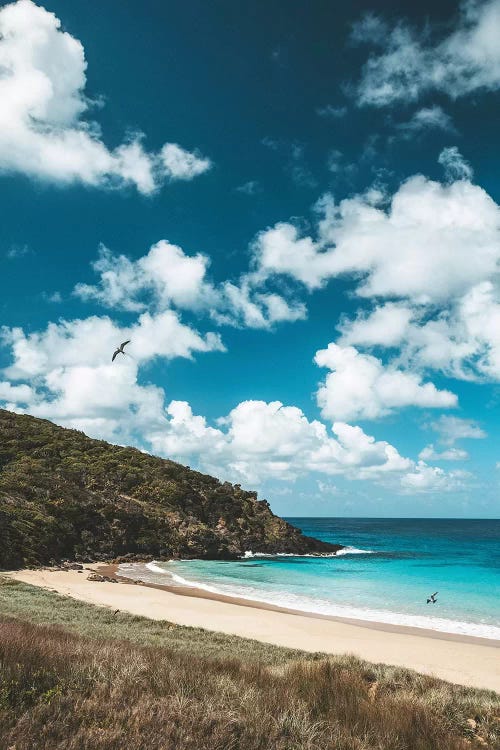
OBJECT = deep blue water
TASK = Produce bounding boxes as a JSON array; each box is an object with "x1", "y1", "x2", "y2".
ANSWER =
[{"x1": 119, "y1": 518, "x2": 500, "y2": 639}]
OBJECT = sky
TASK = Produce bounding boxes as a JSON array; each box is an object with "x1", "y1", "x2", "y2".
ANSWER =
[{"x1": 1, "y1": 0, "x2": 500, "y2": 518}]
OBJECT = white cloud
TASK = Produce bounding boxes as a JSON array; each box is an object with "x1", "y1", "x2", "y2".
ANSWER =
[
  {"x1": 418, "y1": 444, "x2": 469, "y2": 461},
  {"x1": 314, "y1": 343, "x2": 457, "y2": 422},
  {"x1": 249, "y1": 159, "x2": 500, "y2": 388},
  {"x1": 0, "y1": 312, "x2": 224, "y2": 444},
  {"x1": 148, "y1": 399, "x2": 413, "y2": 484},
  {"x1": 74, "y1": 242, "x2": 306, "y2": 329},
  {"x1": 0, "y1": 380, "x2": 35, "y2": 404},
  {"x1": 403, "y1": 282, "x2": 500, "y2": 380},
  {"x1": 400, "y1": 462, "x2": 470, "y2": 493},
  {"x1": 438, "y1": 146, "x2": 474, "y2": 181},
  {"x1": 2, "y1": 311, "x2": 224, "y2": 380},
  {"x1": 0, "y1": 319, "x2": 462, "y2": 493},
  {"x1": 429, "y1": 415, "x2": 487, "y2": 445},
  {"x1": 75, "y1": 242, "x2": 212, "y2": 313},
  {"x1": 253, "y1": 173, "x2": 500, "y2": 306},
  {"x1": 354, "y1": 0, "x2": 500, "y2": 106},
  {"x1": 160, "y1": 143, "x2": 211, "y2": 181},
  {"x1": 338, "y1": 282, "x2": 500, "y2": 382},
  {"x1": 338, "y1": 303, "x2": 413, "y2": 348},
  {"x1": 395, "y1": 106, "x2": 456, "y2": 135},
  {"x1": 0, "y1": 0, "x2": 211, "y2": 192},
  {"x1": 251, "y1": 222, "x2": 325, "y2": 290}
]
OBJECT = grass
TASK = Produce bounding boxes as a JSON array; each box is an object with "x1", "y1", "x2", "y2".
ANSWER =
[
  {"x1": 0, "y1": 577, "x2": 310, "y2": 664},
  {"x1": 0, "y1": 577, "x2": 499, "y2": 749}
]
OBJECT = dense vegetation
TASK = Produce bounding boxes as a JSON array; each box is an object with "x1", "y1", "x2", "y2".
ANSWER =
[
  {"x1": 0, "y1": 409, "x2": 339, "y2": 568},
  {"x1": 0, "y1": 578, "x2": 498, "y2": 750}
]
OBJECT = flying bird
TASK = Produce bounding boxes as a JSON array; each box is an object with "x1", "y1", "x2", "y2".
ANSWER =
[
  {"x1": 426, "y1": 591, "x2": 438, "y2": 604},
  {"x1": 112, "y1": 340, "x2": 130, "y2": 362}
]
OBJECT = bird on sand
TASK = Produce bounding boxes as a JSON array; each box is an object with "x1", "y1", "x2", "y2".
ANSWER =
[
  {"x1": 426, "y1": 591, "x2": 438, "y2": 604},
  {"x1": 112, "y1": 340, "x2": 130, "y2": 362}
]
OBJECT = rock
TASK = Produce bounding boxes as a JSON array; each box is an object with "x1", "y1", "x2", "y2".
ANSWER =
[{"x1": 87, "y1": 573, "x2": 105, "y2": 582}]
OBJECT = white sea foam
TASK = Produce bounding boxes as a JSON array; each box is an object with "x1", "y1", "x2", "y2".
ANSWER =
[
  {"x1": 335, "y1": 546, "x2": 374, "y2": 556},
  {"x1": 120, "y1": 561, "x2": 500, "y2": 641},
  {"x1": 243, "y1": 546, "x2": 373, "y2": 558},
  {"x1": 145, "y1": 561, "x2": 169, "y2": 574},
  {"x1": 243, "y1": 551, "x2": 337, "y2": 558}
]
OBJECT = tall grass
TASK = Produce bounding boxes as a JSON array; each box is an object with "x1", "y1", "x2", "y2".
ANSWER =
[
  {"x1": 0, "y1": 577, "x2": 310, "y2": 663},
  {"x1": 0, "y1": 579, "x2": 498, "y2": 749}
]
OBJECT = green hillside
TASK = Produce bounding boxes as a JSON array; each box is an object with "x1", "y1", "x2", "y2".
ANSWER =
[{"x1": 0, "y1": 409, "x2": 340, "y2": 569}]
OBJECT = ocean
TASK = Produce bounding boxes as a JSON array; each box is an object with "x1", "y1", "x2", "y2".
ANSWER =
[{"x1": 118, "y1": 518, "x2": 500, "y2": 640}]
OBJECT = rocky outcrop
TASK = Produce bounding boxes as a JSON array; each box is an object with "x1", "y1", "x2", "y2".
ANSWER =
[{"x1": 0, "y1": 409, "x2": 342, "y2": 568}]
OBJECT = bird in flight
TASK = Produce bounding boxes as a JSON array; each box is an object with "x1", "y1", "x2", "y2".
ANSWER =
[
  {"x1": 426, "y1": 591, "x2": 438, "y2": 604},
  {"x1": 112, "y1": 340, "x2": 130, "y2": 362}
]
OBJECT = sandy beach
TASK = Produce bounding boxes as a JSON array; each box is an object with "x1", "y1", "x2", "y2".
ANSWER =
[{"x1": 6, "y1": 565, "x2": 499, "y2": 693}]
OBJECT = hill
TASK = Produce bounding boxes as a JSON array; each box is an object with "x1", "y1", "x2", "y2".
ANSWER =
[{"x1": 0, "y1": 409, "x2": 341, "y2": 568}]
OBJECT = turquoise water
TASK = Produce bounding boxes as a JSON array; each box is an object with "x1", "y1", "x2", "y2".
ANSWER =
[{"x1": 119, "y1": 518, "x2": 500, "y2": 639}]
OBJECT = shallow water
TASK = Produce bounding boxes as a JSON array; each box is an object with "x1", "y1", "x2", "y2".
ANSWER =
[{"x1": 119, "y1": 518, "x2": 500, "y2": 639}]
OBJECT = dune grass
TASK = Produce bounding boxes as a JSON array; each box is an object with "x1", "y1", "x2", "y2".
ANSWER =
[
  {"x1": 0, "y1": 577, "x2": 499, "y2": 749},
  {"x1": 0, "y1": 577, "x2": 310, "y2": 664}
]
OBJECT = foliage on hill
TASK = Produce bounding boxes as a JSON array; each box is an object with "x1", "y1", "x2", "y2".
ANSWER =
[{"x1": 0, "y1": 409, "x2": 340, "y2": 568}]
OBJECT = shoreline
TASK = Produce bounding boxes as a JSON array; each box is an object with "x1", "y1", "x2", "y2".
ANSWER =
[
  {"x1": 103, "y1": 563, "x2": 500, "y2": 648},
  {"x1": 4, "y1": 563, "x2": 499, "y2": 692}
]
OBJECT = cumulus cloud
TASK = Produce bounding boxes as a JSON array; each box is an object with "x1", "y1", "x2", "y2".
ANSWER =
[
  {"x1": 418, "y1": 444, "x2": 469, "y2": 461},
  {"x1": 75, "y1": 242, "x2": 212, "y2": 313},
  {"x1": 400, "y1": 463, "x2": 470, "y2": 493},
  {"x1": 0, "y1": 0, "x2": 211, "y2": 192},
  {"x1": 147, "y1": 399, "x2": 415, "y2": 484},
  {"x1": 249, "y1": 159, "x2": 500, "y2": 388},
  {"x1": 338, "y1": 303, "x2": 414, "y2": 348},
  {"x1": 354, "y1": 0, "x2": 500, "y2": 106},
  {"x1": 74, "y1": 242, "x2": 306, "y2": 329},
  {"x1": 2, "y1": 312, "x2": 224, "y2": 380},
  {"x1": 242, "y1": 159, "x2": 500, "y2": 413},
  {"x1": 338, "y1": 282, "x2": 500, "y2": 382},
  {"x1": 429, "y1": 415, "x2": 487, "y2": 445},
  {"x1": 0, "y1": 312, "x2": 224, "y2": 443},
  {"x1": 0, "y1": 315, "x2": 463, "y2": 493},
  {"x1": 314, "y1": 343, "x2": 457, "y2": 422},
  {"x1": 0, "y1": 380, "x2": 35, "y2": 405},
  {"x1": 253, "y1": 175, "x2": 500, "y2": 305},
  {"x1": 160, "y1": 144, "x2": 212, "y2": 181}
]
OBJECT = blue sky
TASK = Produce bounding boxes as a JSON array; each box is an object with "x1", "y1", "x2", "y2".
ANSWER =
[{"x1": 1, "y1": 0, "x2": 500, "y2": 517}]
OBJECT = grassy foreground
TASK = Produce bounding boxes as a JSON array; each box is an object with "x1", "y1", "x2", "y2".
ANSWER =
[{"x1": 0, "y1": 578, "x2": 499, "y2": 749}]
